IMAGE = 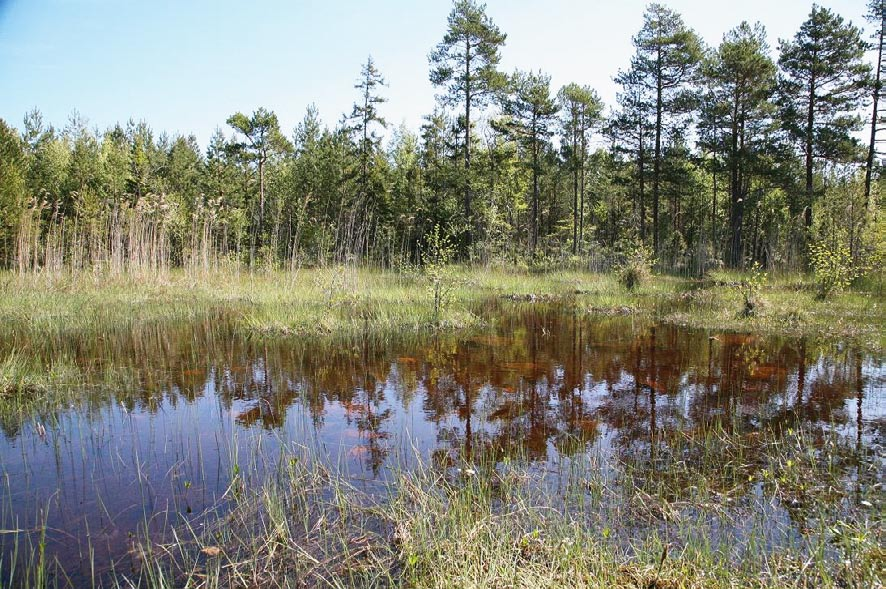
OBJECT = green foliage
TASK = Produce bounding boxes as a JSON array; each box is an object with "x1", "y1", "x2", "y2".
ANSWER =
[
  {"x1": 429, "y1": 0, "x2": 508, "y2": 111},
  {"x1": 497, "y1": 70, "x2": 560, "y2": 255},
  {"x1": 615, "y1": 244, "x2": 654, "y2": 291},
  {"x1": 738, "y1": 261, "x2": 767, "y2": 316},
  {"x1": 630, "y1": 4, "x2": 703, "y2": 255},
  {"x1": 429, "y1": 0, "x2": 507, "y2": 239},
  {"x1": 701, "y1": 22, "x2": 778, "y2": 268},
  {"x1": 0, "y1": 4, "x2": 883, "y2": 279},
  {"x1": 558, "y1": 83, "x2": 604, "y2": 255},
  {"x1": 778, "y1": 5, "x2": 872, "y2": 207},
  {"x1": 0, "y1": 120, "x2": 27, "y2": 263},
  {"x1": 421, "y1": 225, "x2": 457, "y2": 326},
  {"x1": 809, "y1": 240, "x2": 858, "y2": 300}
]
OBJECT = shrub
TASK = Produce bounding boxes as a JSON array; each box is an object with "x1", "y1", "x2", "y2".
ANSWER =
[
  {"x1": 809, "y1": 241, "x2": 857, "y2": 300},
  {"x1": 615, "y1": 245, "x2": 654, "y2": 291},
  {"x1": 421, "y1": 225, "x2": 457, "y2": 326},
  {"x1": 738, "y1": 261, "x2": 767, "y2": 317}
]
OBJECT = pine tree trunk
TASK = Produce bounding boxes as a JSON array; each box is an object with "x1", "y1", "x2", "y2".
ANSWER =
[
  {"x1": 653, "y1": 47, "x2": 663, "y2": 256},
  {"x1": 532, "y1": 128, "x2": 539, "y2": 257},
  {"x1": 464, "y1": 39, "x2": 472, "y2": 248},
  {"x1": 572, "y1": 113, "x2": 579, "y2": 255},
  {"x1": 805, "y1": 71, "x2": 815, "y2": 223},
  {"x1": 866, "y1": 6, "x2": 885, "y2": 202},
  {"x1": 729, "y1": 103, "x2": 742, "y2": 268}
]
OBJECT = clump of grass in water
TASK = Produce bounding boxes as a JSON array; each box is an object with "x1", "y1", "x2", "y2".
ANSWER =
[
  {"x1": 107, "y1": 421, "x2": 881, "y2": 589},
  {"x1": 0, "y1": 350, "x2": 80, "y2": 402},
  {"x1": 119, "y1": 445, "x2": 399, "y2": 588},
  {"x1": 661, "y1": 270, "x2": 884, "y2": 351}
]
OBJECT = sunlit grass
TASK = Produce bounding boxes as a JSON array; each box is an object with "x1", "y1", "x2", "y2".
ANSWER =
[
  {"x1": 0, "y1": 266, "x2": 881, "y2": 587},
  {"x1": 5, "y1": 266, "x2": 878, "y2": 345},
  {"x1": 93, "y1": 420, "x2": 882, "y2": 589}
]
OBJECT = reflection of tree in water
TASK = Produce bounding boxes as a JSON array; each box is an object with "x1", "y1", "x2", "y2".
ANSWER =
[
  {"x1": 347, "y1": 338, "x2": 393, "y2": 474},
  {"x1": 2, "y1": 305, "x2": 879, "y2": 480}
]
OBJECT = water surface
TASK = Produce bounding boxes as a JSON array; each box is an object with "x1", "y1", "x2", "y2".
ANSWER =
[{"x1": 1, "y1": 301, "x2": 882, "y2": 584}]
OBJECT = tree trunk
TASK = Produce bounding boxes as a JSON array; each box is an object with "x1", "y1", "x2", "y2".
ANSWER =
[
  {"x1": 653, "y1": 47, "x2": 663, "y2": 256},
  {"x1": 464, "y1": 39, "x2": 473, "y2": 247},
  {"x1": 531, "y1": 121, "x2": 539, "y2": 257},
  {"x1": 729, "y1": 102, "x2": 742, "y2": 268},
  {"x1": 805, "y1": 69, "x2": 815, "y2": 223},
  {"x1": 579, "y1": 115, "x2": 587, "y2": 252},
  {"x1": 259, "y1": 158, "x2": 266, "y2": 228},
  {"x1": 362, "y1": 90, "x2": 369, "y2": 202},
  {"x1": 639, "y1": 123, "x2": 646, "y2": 241},
  {"x1": 866, "y1": 5, "x2": 885, "y2": 203},
  {"x1": 711, "y1": 149, "x2": 717, "y2": 249},
  {"x1": 572, "y1": 111, "x2": 579, "y2": 255}
]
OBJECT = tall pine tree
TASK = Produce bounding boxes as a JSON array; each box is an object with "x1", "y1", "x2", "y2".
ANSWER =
[
  {"x1": 429, "y1": 0, "x2": 506, "y2": 249},
  {"x1": 778, "y1": 6, "x2": 872, "y2": 221},
  {"x1": 630, "y1": 4, "x2": 702, "y2": 256}
]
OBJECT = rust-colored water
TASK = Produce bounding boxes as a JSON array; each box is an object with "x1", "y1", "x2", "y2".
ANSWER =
[{"x1": 0, "y1": 301, "x2": 882, "y2": 585}]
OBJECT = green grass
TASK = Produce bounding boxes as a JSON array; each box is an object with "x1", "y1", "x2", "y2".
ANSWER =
[
  {"x1": 1, "y1": 266, "x2": 879, "y2": 344},
  {"x1": 0, "y1": 265, "x2": 881, "y2": 422},
  {"x1": 0, "y1": 266, "x2": 882, "y2": 587},
  {"x1": 656, "y1": 271, "x2": 885, "y2": 351},
  {"x1": 98, "y1": 420, "x2": 882, "y2": 589},
  {"x1": 0, "y1": 266, "x2": 881, "y2": 393}
]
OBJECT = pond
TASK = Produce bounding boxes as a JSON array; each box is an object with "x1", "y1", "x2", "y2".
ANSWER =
[{"x1": 0, "y1": 301, "x2": 883, "y2": 586}]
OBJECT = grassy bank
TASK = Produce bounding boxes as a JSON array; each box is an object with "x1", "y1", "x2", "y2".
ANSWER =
[
  {"x1": 0, "y1": 266, "x2": 882, "y2": 345},
  {"x1": 0, "y1": 266, "x2": 881, "y2": 416},
  {"x1": 0, "y1": 266, "x2": 882, "y2": 415}
]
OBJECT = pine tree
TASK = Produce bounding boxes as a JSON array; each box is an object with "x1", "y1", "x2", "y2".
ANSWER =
[
  {"x1": 226, "y1": 108, "x2": 292, "y2": 260},
  {"x1": 611, "y1": 66, "x2": 655, "y2": 242},
  {"x1": 704, "y1": 22, "x2": 777, "y2": 267},
  {"x1": 778, "y1": 5, "x2": 872, "y2": 220},
  {"x1": 630, "y1": 4, "x2": 702, "y2": 256},
  {"x1": 866, "y1": 0, "x2": 886, "y2": 200},
  {"x1": 429, "y1": 0, "x2": 506, "y2": 247},
  {"x1": 498, "y1": 70, "x2": 559, "y2": 256},
  {"x1": 558, "y1": 83, "x2": 603, "y2": 254},
  {"x1": 349, "y1": 56, "x2": 387, "y2": 210}
]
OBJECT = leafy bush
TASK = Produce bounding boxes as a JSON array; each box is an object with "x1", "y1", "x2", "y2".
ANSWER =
[
  {"x1": 615, "y1": 245, "x2": 654, "y2": 291},
  {"x1": 421, "y1": 225, "x2": 457, "y2": 326},
  {"x1": 809, "y1": 241, "x2": 858, "y2": 300},
  {"x1": 738, "y1": 261, "x2": 767, "y2": 317}
]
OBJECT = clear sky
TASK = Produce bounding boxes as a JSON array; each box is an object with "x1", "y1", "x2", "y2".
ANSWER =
[{"x1": 0, "y1": 0, "x2": 871, "y2": 148}]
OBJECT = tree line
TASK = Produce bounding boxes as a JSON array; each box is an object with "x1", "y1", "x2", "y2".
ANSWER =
[{"x1": 0, "y1": 1, "x2": 882, "y2": 274}]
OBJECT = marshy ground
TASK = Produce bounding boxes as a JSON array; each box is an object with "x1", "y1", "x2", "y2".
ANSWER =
[{"x1": 0, "y1": 267, "x2": 882, "y2": 588}]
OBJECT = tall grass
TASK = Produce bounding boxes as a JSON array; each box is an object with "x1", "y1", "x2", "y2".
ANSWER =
[
  {"x1": 90, "y1": 420, "x2": 882, "y2": 589},
  {"x1": 0, "y1": 266, "x2": 881, "y2": 587}
]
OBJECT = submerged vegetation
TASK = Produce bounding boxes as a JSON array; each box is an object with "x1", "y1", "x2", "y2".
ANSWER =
[
  {"x1": 6, "y1": 408, "x2": 882, "y2": 588},
  {"x1": 114, "y1": 424, "x2": 880, "y2": 589}
]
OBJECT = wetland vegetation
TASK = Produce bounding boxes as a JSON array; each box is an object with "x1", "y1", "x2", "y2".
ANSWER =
[
  {"x1": 0, "y1": 267, "x2": 883, "y2": 587},
  {"x1": 1, "y1": 0, "x2": 885, "y2": 586}
]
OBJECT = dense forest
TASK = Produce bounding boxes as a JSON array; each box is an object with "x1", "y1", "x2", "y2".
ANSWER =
[{"x1": 0, "y1": 1, "x2": 883, "y2": 275}]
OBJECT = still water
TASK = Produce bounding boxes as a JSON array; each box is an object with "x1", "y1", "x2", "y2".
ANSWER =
[{"x1": 0, "y1": 301, "x2": 883, "y2": 584}]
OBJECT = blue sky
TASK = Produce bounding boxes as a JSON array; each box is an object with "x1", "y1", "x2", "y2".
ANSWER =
[{"x1": 0, "y1": 0, "x2": 871, "y2": 148}]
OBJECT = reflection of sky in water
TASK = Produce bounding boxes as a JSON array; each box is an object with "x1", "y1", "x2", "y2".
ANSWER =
[{"x1": 0, "y1": 304, "x2": 882, "y2": 584}]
